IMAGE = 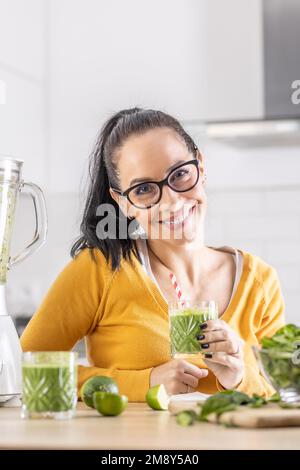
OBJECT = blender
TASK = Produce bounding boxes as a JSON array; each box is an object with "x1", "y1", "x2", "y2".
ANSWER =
[{"x1": 0, "y1": 158, "x2": 47, "y2": 405}]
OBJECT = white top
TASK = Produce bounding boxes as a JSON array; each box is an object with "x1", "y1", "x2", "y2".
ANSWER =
[{"x1": 136, "y1": 238, "x2": 244, "y2": 306}]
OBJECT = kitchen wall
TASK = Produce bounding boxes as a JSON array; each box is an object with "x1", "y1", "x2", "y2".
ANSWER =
[
  {"x1": 199, "y1": 138, "x2": 300, "y2": 325},
  {"x1": 0, "y1": 0, "x2": 47, "y2": 184},
  {"x1": 1, "y1": 0, "x2": 299, "y2": 326},
  {"x1": 207, "y1": 185, "x2": 300, "y2": 325},
  {"x1": 47, "y1": 0, "x2": 206, "y2": 193}
]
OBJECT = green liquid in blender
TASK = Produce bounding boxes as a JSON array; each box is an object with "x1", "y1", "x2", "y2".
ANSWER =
[
  {"x1": 0, "y1": 182, "x2": 17, "y2": 284},
  {"x1": 22, "y1": 364, "x2": 77, "y2": 413},
  {"x1": 170, "y1": 308, "x2": 217, "y2": 356}
]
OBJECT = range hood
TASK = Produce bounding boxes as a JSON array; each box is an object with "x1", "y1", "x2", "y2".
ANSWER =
[
  {"x1": 202, "y1": 0, "x2": 300, "y2": 145},
  {"x1": 205, "y1": 119, "x2": 300, "y2": 147}
]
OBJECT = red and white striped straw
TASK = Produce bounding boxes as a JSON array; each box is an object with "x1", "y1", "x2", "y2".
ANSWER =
[{"x1": 169, "y1": 272, "x2": 186, "y2": 305}]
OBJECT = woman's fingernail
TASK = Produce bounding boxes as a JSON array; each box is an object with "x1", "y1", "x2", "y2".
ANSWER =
[
  {"x1": 200, "y1": 323, "x2": 208, "y2": 330},
  {"x1": 204, "y1": 353, "x2": 213, "y2": 359},
  {"x1": 196, "y1": 334, "x2": 205, "y2": 341},
  {"x1": 201, "y1": 343, "x2": 209, "y2": 349}
]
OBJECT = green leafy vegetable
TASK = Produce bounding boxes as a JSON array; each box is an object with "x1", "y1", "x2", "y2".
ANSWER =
[
  {"x1": 261, "y1": 323, "x2": 300, "y2": 352},
  {"x1": 267, "y1": 392, "x2": 281, "y2": 402},
  {"x1": 175, "y1": 391, "x2": 270, "y2": 426},
  {"x1": 175, "y1": 390, "x2": 285, "y2": 426},
  {"x1": 249, "y1": 394, "x2": 267, "y2": 408},
  {"x1": 259, "y1": 324, "x2": 300, "y2": 392},
  {"x1": 199, "y1": 391, "x2": 253, "y2": 421},
  {"x1": 176, "y1": 410, "x2": 198, "y2": 426},
  {"x1": 278, "y1": 402, "x2": 300, "y2": 409}
]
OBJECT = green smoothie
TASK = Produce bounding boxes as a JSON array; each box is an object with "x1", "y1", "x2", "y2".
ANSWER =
[
  {"x1": 0, "y1": 181, "x2": 17, "y2": 284},
  {"x1": 169, "y1": 307, "x2": 217, "y2": 357},
  {"x1": 22, "y1": 363, "x2": 77, "y2": 413}
]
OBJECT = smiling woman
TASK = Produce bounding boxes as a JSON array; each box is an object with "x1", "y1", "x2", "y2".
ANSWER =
[{"x1": 21, "y1": 108, "x2": 286, "y2": 402}]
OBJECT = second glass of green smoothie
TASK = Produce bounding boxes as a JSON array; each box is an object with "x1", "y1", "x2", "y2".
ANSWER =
[
  {"x1": 169, "y1": 300, "x2": 218, "y2": 358},
  {"x1": 21, "y1": 351, "x2": 78, "y2": 420}
]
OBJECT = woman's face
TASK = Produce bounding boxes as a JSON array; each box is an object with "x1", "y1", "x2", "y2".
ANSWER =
[{"x1": 110, "y1": 127, "x2": 207, "y2": 245}]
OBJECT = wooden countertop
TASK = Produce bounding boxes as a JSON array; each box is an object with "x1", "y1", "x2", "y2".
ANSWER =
[{"x1": 0, "y1": 402, "x2": 300, "y2": 450}]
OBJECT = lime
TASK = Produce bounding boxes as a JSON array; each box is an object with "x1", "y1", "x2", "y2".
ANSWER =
[
  {"x1": 93, "y1": 392, "x2": 128, "y2": 416},
  {"x1": 80, "y1": 376, "x2": 119, "y2": 408},
  {"x1": 146, "y1": 384, "x2": 170, "y2": 410}
]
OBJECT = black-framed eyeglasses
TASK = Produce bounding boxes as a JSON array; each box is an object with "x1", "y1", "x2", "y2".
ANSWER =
[{"x1": 111, "y1": 158, "x2": 200, "y2": 209}]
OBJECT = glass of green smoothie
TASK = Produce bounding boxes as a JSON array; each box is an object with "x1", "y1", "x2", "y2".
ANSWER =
[
  {"x1": 169, "y1": 300, "x2": 218, "y2": 358},
  {"x1": 21, "y1": 351, "x2": 78, "y2": 420}
]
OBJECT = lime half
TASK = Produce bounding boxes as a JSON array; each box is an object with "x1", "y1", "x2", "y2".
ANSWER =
[
  {"x1": 146, "y1": 384, "x2": 170, "y2": 410},
  {"x1": 93, "y1": 391, "x2": 128, "y2": 416}
]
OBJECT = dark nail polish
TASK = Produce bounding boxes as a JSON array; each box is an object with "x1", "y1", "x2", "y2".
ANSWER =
[
  {"x1": 201, "y1": 343, "x2": 209, "y2": 349},
  {"x1": 200, "y1": 323, "x2": 208, "y2": 330},
  {"x1": 196, "y1": 334, "x2": 205, "y2": 341},
  {"x1": 204, "y1": 353, "x2": 213, "y2": 359}
]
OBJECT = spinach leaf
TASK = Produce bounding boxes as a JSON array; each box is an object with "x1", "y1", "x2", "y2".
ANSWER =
[
  {"x1": 260, "y1": 324, "x2": 300, "y2": 392},
  {"x1": 267, "y1": 392, "x2": 280, "y2": 402},
  {"x1": 249, "y1": 394, "x2": 267, "y2": 408},
  {"x1": 199, "y1": 391, "x2": 252, "y2": 421},
  {"x1": 177, "y1": 391, "x2": 273, "y2": 426},
  {"x1": 261, "y1": 324, "x2": 300, "y2": 353},
  {"x1": 176, "y1": 410, "x2": 198, "y2": 426}
]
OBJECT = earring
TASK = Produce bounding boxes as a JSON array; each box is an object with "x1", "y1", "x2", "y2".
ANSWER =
[
  {"x1": 133, "y1": 224, "x2": 146, "y2": 237},
  {"x1": 129, "y1": 220, "x2": 147, "y2": 238}
]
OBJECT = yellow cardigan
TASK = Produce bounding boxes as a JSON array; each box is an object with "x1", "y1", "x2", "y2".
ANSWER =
[{"x1": 21, "y1": 247, "x2": 285, "y2": 402}]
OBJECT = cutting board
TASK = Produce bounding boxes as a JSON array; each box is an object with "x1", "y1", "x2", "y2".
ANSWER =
[{"x1": 168, "y1": 400, "x2": 300, "y2": 428}]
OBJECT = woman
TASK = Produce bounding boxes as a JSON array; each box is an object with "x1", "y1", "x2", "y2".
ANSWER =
[{"x1": 21, "y1": 108, "x2": 285, "y2": 401}]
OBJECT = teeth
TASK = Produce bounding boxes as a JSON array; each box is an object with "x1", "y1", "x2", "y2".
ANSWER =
[{"x1": 162, "y1": 207, "x2": 193, "y2": 225}]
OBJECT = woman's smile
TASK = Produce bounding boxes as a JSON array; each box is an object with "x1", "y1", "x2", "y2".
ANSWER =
[{"x1": 158, "y1": 204, "x2": 197, "y2": 230}]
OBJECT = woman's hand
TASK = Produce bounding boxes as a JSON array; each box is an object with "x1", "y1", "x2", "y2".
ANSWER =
[
  {"x1": 150, "y1": 359, "x2": 208, "y2": 395},
  {"x1": 197, "y1": 319, "x2": 245, "y2": 390}
]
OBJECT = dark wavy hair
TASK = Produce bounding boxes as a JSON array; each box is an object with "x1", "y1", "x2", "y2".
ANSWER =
[{"x1": 71, "y1": 107, "x2": 198, "y2": 271}]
